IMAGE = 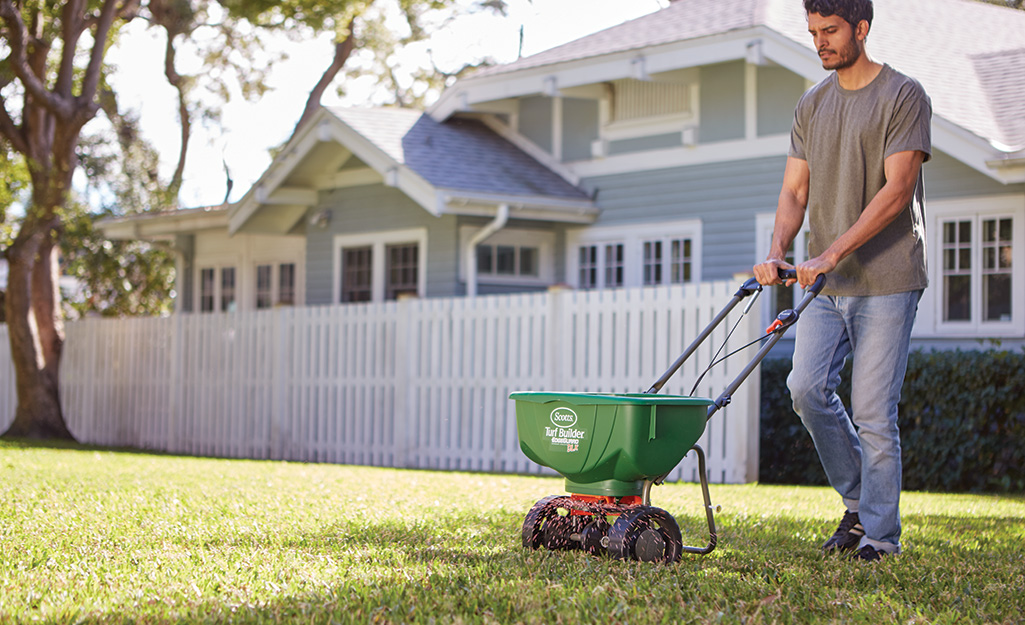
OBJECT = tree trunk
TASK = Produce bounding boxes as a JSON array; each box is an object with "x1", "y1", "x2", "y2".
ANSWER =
[{"x1": 2, "y1": 217, "x2": 72, "y2": 441}]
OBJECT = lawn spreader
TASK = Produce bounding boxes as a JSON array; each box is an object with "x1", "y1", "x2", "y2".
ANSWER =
[{"x1": 510, "y1": 269, "x2": 825, "y2": 563}]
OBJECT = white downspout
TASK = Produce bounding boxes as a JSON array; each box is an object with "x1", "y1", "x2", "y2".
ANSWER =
[{"x1": 465, "y1": 203, "x2": 509, "y2": 298}]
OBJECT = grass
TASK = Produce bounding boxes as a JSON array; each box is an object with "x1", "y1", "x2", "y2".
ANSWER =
[{"x1": 1, "y1": 441, "x2": 1023, "y2": 624}]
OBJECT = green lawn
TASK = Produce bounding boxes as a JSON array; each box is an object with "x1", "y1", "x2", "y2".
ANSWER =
[{"x1": 1, "y1": 441, "x2": 1023, "y2": 624}]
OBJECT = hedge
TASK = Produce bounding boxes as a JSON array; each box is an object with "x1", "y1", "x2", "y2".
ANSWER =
[{"x1": 759, "y1": 349, "x2": 1025, "y2": 493}]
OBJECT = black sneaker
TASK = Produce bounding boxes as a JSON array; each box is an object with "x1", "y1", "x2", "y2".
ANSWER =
[
  {"x1": 851, "y1": 544, "x2": 888, "y2": 561},
  {"x1": 822, "y1": 510, "x2": 865, "y2": 553}
]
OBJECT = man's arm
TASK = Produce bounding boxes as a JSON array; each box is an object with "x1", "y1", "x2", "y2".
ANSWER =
[
  {"x1": 753, "y1": 156, "x2": 809, "y2": 286},
  {"x1": 794, "y1": 149, "x2": 926, "y2": 286}
]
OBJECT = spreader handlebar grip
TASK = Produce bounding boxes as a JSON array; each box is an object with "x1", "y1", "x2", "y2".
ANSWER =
[{"x1": 777, "y1": 268, "x2": 827, "y2": 295}]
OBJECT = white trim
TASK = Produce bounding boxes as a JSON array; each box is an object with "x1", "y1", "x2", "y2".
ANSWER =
[
  {"x1": 917, "y1": 194, "x2": 1025, "y2": 339},
  {"x1": 458, "y1": 225, "x2": 556, "y2": 286},
  {"x1": 744, "y1": 62, "x2": 757, "y2": 141},
  {"x1": 565, "y1": 219, "x2": 703, "y2": 289},
  {"x1": 551, "y1": 97, "x2": 563, "y2": 162},
  {"x1": 569, "y1": 134, "x2": 790, "y2": 177},
  {"x1": 331, "y1": 228, "x2": 429, "y2": 304}
]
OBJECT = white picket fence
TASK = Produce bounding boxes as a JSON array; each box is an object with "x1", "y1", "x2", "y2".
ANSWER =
[{"x1": 0, "y1": 281, "x2": 765, "y2": 483}]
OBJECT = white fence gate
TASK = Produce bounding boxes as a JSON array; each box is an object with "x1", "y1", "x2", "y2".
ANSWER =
[{"x1": 0, "y1": 281, "x2": 764, "y2": 483}]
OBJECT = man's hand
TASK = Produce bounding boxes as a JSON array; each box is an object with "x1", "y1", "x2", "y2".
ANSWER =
[
  {"x1": 795, "y1": 253, "x2": 837, "y2": 288},
  {"x1": 753, "y1": 258, "x2": 797, "y2": 286}
]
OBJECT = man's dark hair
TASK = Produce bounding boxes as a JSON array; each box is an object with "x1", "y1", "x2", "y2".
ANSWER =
[{"x1": 803, "y1": 0, "x2": 873, "y2": 29}]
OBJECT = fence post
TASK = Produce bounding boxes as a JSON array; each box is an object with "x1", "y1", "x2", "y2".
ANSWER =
[
  {"x1": 394, "y1": 297, "x2": 411, "y2": 468},
  {"x1": 270, "y1": 308, "x2": 286, "y2": 460},
  {"x1": 547, "y1": 285, "x2": 567, "y2": 391}
]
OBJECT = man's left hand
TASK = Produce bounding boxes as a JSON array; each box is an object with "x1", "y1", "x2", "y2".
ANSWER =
[{"x1": 796, "y1": 254, "x2": 837, "y2": 287}]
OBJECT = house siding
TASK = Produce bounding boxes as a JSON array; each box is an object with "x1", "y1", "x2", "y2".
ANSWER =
[
  {"x1": 699, "y1": 61, "x2": 746, "y2": 143},
  {"x1": 757, "y1": 65, "x2": 805, "y2": 137},
  {"x1": 608, "y1": 132, "x2": 683, "y2": 155},
  {"x1": 562, "y1": 97, "x2": 600, "y2": 162},
  {"x1": 926, "y1": 150, "x2": 1025, "y2": 199},
  {"x1": 304, "y1": 183, "x2": 461, "y2": 304},
  {"x1": 584, "y1": 155, "x2": 788, "y2": 281},
  {"x1": 518, "y1": 96, "x2": 554, "y2": 153}
]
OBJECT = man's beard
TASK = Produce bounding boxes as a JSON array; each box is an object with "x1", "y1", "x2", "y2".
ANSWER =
[{"x1": 819, "y1": 31, "x2": 861, "y2": 70}]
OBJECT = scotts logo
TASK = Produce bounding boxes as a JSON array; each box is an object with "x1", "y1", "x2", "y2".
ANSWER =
[{"x1": 550, "y1": 407, "x2": 578, "y2": 428}]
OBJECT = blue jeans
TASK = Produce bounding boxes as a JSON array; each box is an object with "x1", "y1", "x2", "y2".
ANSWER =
[{"x1": 787, "y1": 290, "x2": 922, "y2": 553}]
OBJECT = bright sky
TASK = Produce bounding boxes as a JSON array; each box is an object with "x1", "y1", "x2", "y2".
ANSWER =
[{"x1": 104, "y1": 0, "x2": 670, "y2": 208}]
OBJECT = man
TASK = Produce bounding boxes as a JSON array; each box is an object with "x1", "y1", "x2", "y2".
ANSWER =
[{"x1": 753, "y1": 0, "x2": 931, "y2": 561}]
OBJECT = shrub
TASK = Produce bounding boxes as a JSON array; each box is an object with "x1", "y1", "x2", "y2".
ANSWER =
[{"x1": 759, "y1": 349, "x2": 1025, "y2": 493}]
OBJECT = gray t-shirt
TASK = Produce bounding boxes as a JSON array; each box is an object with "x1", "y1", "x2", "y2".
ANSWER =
[{"x1": 790, "y1": 63, "x2": 932, "y2": 296}]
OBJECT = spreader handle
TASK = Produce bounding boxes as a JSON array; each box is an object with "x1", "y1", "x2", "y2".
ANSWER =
[{"x1": 777, "y1": 268, "x2": 827, "y2": 295}]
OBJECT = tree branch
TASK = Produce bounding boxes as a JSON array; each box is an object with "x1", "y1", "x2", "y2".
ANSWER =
[
  {"x1": 294, "y1": 19, "x2": 356, "y2": 133},
  {"x1": 55, "y1": 0, "x2": 87, "y2": 99},
  {"x1": 0, "y1": 0, "x2": 74, "y2": 120},
  {"x1": 0, "y1": 94, "x2": 28, "y2": 154},
  {"x1": 161, "y1": 32, "x2": 189, "y2": 198},
  {"x1": 76, "y1": 0, "x2": 124, "y2": 122}
]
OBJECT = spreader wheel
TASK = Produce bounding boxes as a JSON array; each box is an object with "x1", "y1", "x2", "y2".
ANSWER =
[
  {"x1": 521, "y1": 496, "x2": 575, "y2": 550},
  {"x1": 607, "y1": 506, "x2": 683, "y2": 563}
]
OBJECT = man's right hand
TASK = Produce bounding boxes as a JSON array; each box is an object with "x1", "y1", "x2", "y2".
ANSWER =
[{"x1": 753, "y1": 258, "x2": 797, "y2": 286}]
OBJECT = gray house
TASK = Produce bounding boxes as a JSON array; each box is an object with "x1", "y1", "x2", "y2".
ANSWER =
[{"x1": 101, "y1": 0, "x2": 1025, "y2": 349}]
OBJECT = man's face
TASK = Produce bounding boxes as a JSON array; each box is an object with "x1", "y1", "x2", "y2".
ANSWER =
[{"x1": 807, "y1": 12, "x2": 863, "y2": 71}]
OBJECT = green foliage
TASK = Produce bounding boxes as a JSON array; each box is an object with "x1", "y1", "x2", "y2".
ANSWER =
[
  {"x1": 2, "y1": 442, "x2": 1024, "y2": 623},
  {"x1": 60, "y1": 207, "x2": 177, "y2": 318},
  {"x1": 760, "y1": 350, "x2": 1025, "y2": 493}
]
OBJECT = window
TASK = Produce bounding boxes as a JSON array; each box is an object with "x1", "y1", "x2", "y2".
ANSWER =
[
  {"x1": 940, "y1": 215, "x2": 1015, "y2": 325},
  {"x1": 459, "y1": 226, "x2": 555, "y2": 286},
  {"x1": 198, "y1": 266, "x2": 237, "y2": 314},
  {"x1": 200, "y1": 268, "x2": 216, "y2": 313},
  {"x1": 567, "y1": 219, "x2": 702, "y2": 290},
  {"x1": 279, "y1": 263, "x2": 296, "y2": 306},
  {"x1": 386, "y1": 243, "x2": 419, "y2": 300},
  {"x1": 579, "y1": 245, "x2": 598, "y2": 289},
  {"x1": 332, "y1": 229, "x2": 427, "y2": 303},
  {"x1": 252, "y1": 262, "x2": 301, "y2": 309},
  {"x1": 255, "y1": 265, "x2": 273, "y2": 309},
  {"x1": 341, "y1": 247, "x2": 373, "y2": 303},
  {"x1": 601, "y1": 76, "x2": 699, "y2": 144},
  {"x1": 604, "y1": 243, "x2": 624, "y2": 287},
  {"x1": 643, "y1": 237, "x2": 694, "y2": 286},
  {"x1": 220, "y1": 267, "x2": 236, "y2": 312}
]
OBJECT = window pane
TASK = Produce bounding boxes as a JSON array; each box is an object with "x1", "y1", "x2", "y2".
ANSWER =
[
  {"x1": 984, "y1": 274, "x2": 1012, "y2": 322},
  {"x1": 943, "y1": 222, "x2": 955, "y2": 244},
  {"x1": 943, "y1": 249, "x2": 955, "y2": 271},
  {"x1": 983, "y1": 247, "x2": 995, "y2": 270},
  {"x1": 643, "y1": 240, "x2": 662, "y2": 286},
  {"x1": 386, "y1": 243, "x2": 418, "y2": 300},
  {"x1": 477, "y1": 245, "x2": 493, "y2": 274},
  {"x1": 256, "y1": 265, "x2": 273, "y2": 309},
  {"x1": 944, "y1": 275, "x2": 971, "y2": 321},
  {"x1": 999, "y1": 218, "x2": 1012, "y2": 242},
  {"x1": 519, "y1": 247, "x2": 538, "y2": 277},
  {"x1": 670, "y1": 238, "x2": 692, "y2": 285},
  {"x1": 604, "y1": 243, "x2": 624, "y2": 287},
  {"x1": 279, "y1": 263, "x2": 296, "y2": 306},
  {"x1": 221, "y1": 267, "x2": 236, "y2": 312},
  {"x1": 958, "y1": 221, "x2": 971, "y2": 243},
  {"x1": 999, "y1": 245, "x2": 1012, "y2": 270},
  {"x1": 342, "y1": 247, "x2": 372, "y2": 303},
  {"x1": 983, "y1": 219, "x2": 996, "y2": 242},
  {"x1": 200, "y1": 268, "x2": 215, "y2": 313},
  {"x1": 496, "y1": 246, "x2": 516, "y2": 275},
  {"x1": 579, "y1": 245, "x2": 597, "y2": 289},
  {"x1": 958, "y1": 248, "x2": 971, "y2": 270}
]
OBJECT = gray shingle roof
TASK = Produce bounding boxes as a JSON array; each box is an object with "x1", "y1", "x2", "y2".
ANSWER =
[
  {"x1": 326, "y1": 107, "x2": 590, "y2": 200},
  {"x1": 469, "y1": 0, "x2": 1025, "y2": 151}
]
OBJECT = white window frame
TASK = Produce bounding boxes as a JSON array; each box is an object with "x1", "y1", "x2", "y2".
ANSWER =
[
  {"x1": 566, "y1": 219, "x2": 703, "y2": 289},
  {"x1": 250, "y1": 260, "x2": 302, "y2": 309},
  {"x1": 924, "y1": 195, "x2": 1024, "y2": 338},
  {"x1": 755, "y1": 213, "x2": 810, "y2": 328},
  {"x1": 332, "y1": 228, "x2": 428, "y2": 303},
  {"x1": 457, "y1": 226, "x2": 555, "y2": 286},
  {"x1": 194, "y1": 258, "x2": 239, "y2": 314}
]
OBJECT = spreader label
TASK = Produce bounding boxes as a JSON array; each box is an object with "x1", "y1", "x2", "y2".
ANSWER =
[
  {"x1": 550, "y1": 407, "x2": 578, "y2": 428},
  {"x1": 546, "y1": 407, "x2": 585, "y2": 452}
]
